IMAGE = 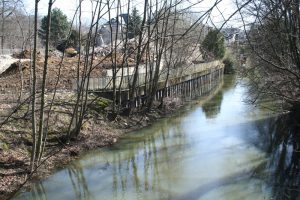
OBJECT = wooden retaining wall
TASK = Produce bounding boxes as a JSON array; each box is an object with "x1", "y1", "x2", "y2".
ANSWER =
[
  {"x1": 73, "y1": 60, "x2": 224, "y2": 108},
  {"x1": 73, "y1": 60, "x2": 224, "y2": 92}
]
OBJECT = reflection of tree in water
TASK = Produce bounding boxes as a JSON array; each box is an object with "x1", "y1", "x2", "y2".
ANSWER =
[
  {"x1": 202, "y1": 91, "x2": 223, "y2": 118},
  {"x1": 222, "y1": 75, "x2": 236, "y2": 91},
  {"x1": 255, "y1": 114, "x2": 300, "y2": 200},
  {"x1": 109, "y1": 118, "x2": 188, "y2": 199},
  {"x1": 67, "y1": 163, "x2": 92, "y2": 200},
  {"x1": 202, "y1": 75, "x2": 236, "y2": 119},
  {"x1": 27, "y1": 162, "x2": 92, "y2": 200},
  {"x1": 31, "y1": 182, "x2": 48, "y2": 200}
]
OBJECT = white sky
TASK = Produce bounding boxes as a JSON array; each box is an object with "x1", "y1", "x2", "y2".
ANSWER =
[{"x1": 23, "y1": 0, "x2": 239, "y2": 28}]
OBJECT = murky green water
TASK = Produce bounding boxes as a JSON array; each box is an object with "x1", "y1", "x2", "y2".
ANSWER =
[{"x1": 13, "y1": 76, "x2": 300, "y2": 200}]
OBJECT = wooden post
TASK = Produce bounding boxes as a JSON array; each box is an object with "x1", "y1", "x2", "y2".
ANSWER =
[{"x1": 189, "y1": 80, "x2": 192, "y2": 97}]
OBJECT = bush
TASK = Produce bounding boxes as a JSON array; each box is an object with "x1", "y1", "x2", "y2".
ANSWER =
[
  {"x1": 202, "y1": 29, "x2": 225, "y2": 59},
  {"x1": 223, "y1": 57, "x2": 235, "y2": 74}
]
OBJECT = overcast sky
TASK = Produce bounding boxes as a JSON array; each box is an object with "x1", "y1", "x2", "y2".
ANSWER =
[{"x1": 23, "y1": 0, "x2": 239, "y2": 27}]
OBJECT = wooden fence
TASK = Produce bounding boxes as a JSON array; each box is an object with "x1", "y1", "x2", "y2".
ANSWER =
[{"x1": 72, "y1": 60, "x2": 224, "y2": 91}]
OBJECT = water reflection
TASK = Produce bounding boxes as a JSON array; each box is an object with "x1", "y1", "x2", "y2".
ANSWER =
[
  {"x1": 12, "y1": 76, "x2": 300, "y2": 200},
  {"x1": 202, "y1": 76, "x2": 235, "y2": 118},
  {"x1": 202, "y1": 91, "x2": 223, "y2": 118},
  {"x1": 31, "y1": 183, "x2": 47, "y2": 200},
  {"x1": 106, "y1": 119, "x2": 189, "y2": 200},
  {"x1": 22, "y1": 162, "x2": 93, "y2": 200},
  {"x1": 67, "y1": 163, "x2": 92, "y2": 200},
  {"x1": 254, "y1": 114, "x2": 300, "y2": 200}
]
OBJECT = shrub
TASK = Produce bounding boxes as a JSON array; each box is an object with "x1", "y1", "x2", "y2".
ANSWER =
[
  {"x1": 223, "y1": 57, "x2": 235, "y2": 74},
  {"x1": 202, "y1": 29, "x2": 225, "y2": 59}
]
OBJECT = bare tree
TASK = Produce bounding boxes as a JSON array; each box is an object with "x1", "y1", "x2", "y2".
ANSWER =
[
  {"x1": 0, "y1": 0, "x2": 25, "y2": 53},
  {"x1": 30, "y1": 0, "x2": 38, "y2": 172},
  {"x1": 237, "y1": 0, "x2": 300, "y2": 111},
  {"x1": 35, "y1": 0, "x2": 54, "y2": 163}
]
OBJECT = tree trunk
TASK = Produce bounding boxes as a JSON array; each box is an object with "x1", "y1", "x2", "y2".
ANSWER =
[
  {"x1": 36, "y1": 0, "x2": 53, "y2": 163},
  {"x1": 128, "y1": 0, "x2": 148, "y2": 111},
  {"x1": 30, "y1": 0, "x2": 39, "y2": 172}
]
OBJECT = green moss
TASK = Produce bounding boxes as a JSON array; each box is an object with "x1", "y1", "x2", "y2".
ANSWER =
[
  {"x1": 88, "y1": 98, "x2": 111, "y2": 113},
  {"x1": 0, "y1": 132, "x2": 4, "y2": 140},
  {"x1": 20, "y1": 103, "x2": 30, "y2": 110},
  {"x1": 0, "y1": 142, "x2": 9, "y2": 151},
  {"x1": 96, "y1": 98, "x2": 110, "y2": 109}
]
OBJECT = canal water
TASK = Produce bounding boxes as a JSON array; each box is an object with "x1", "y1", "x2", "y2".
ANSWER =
[{"x1": 14, "y1": 76, "x2": 300, "y2": 200}]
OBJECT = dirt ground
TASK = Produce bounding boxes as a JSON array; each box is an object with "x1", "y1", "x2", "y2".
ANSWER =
[{"x1": 0, "y1": 49, "x2": 139, "y2": 93}]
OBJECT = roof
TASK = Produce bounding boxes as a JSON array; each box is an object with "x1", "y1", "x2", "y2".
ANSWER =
[{"x1": 103, "y1": 14, "x2": 129, "y2": 26}]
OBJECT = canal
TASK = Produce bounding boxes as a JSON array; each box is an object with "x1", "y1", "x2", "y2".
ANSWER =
[{"x1": 13, "y1": 76, "x2": 300, "y2": 200}]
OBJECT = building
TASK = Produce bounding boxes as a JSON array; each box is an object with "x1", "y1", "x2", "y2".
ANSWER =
[
  {"x1": 221, "y1": 28, "x2": 245, "y2": 46},
  {"x1": 96, "y1": 14, "x2": 129, "y2": 46}
]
